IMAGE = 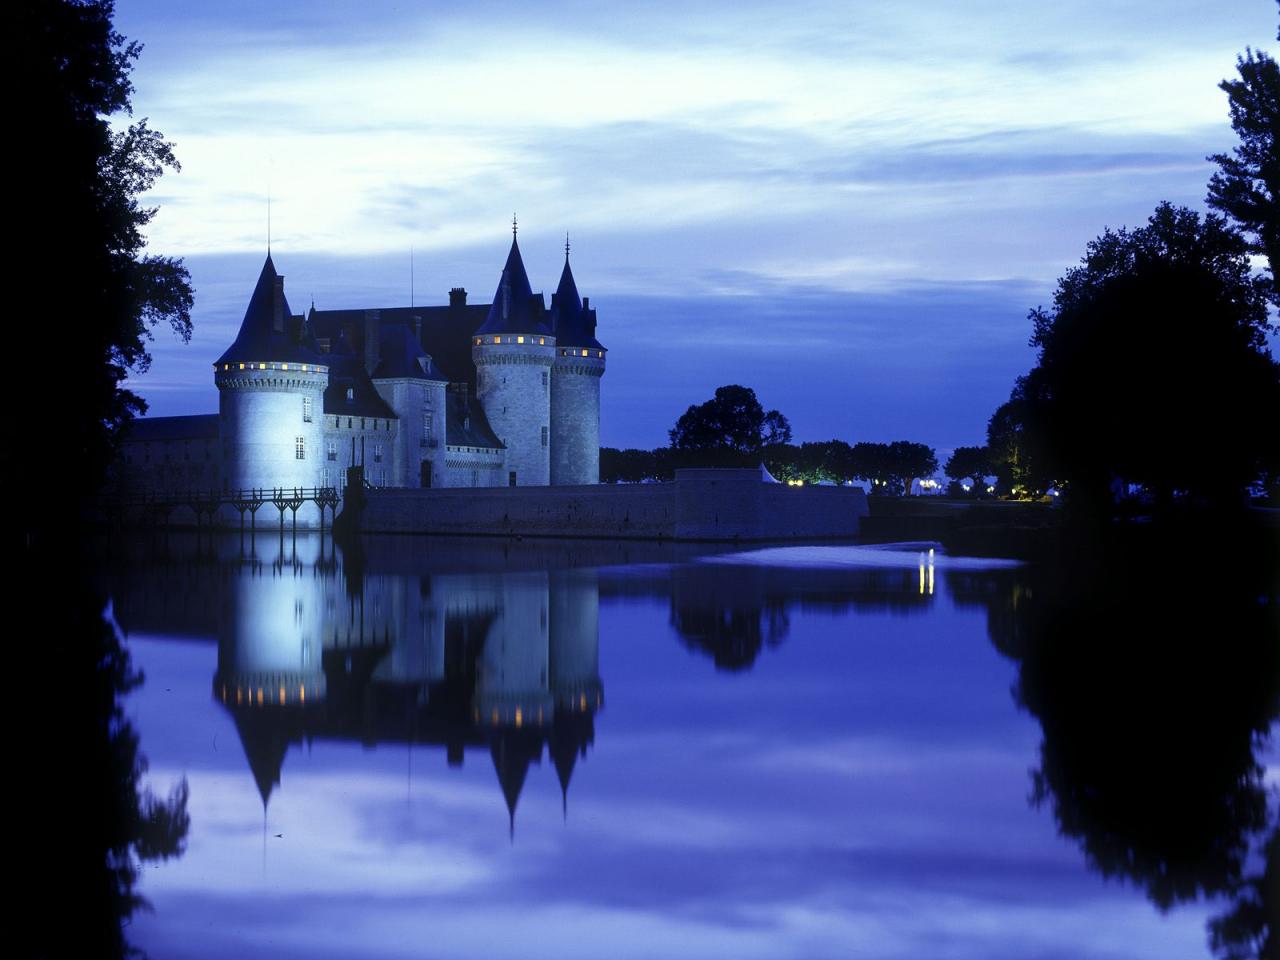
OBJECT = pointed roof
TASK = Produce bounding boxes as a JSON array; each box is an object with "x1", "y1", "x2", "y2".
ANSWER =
[
  {"x1": 550, "y1": 252, "x2": 604, "y2": 349},
  {"x1": 477, "y1": 237, "x2": 552, "y2": 337},
  {"x1": 490, "y1": 730, "x2": 542, "y2": 839},
  {"x1": 217, "y1": 254, "x2": 325, "y2": 366},
  {"x1": 371, "y1": 322, "x2": 449, "y2": 382}
]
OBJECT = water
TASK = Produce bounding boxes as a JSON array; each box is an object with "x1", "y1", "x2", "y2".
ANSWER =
[{"x1": 98, "y1": 531, "x2": 1276, "y2": 959}]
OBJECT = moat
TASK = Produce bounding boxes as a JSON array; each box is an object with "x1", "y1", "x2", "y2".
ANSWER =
[{"x1": 100, "y1": 529, "x2": 1278, "y2": 959}]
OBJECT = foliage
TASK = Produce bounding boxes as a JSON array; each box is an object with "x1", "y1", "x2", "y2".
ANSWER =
[
  {"x1": 16, "y1": 0, "x2": 193, "y2": 530},
  {"x1": 1207, "y1": 15, "x2": 1280, "y2": 302},
  {"x1": 998, "y1": 203, "x2": 1279, "y2": 508},
  {"x1": 944, "y1": 445, "x2": 994, "y2": 494},
  {"x1": 669, "y1": 385, "x2": 791, "y2": 453}
]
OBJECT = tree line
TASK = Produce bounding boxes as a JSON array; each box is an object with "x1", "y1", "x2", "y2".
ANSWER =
[{"x1": 603, "y1": 384, "x2": 941, "y2": 495}]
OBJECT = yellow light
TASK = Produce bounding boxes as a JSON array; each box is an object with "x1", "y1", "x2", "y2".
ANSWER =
[
  {"x1": 279, "y1": 684, "x2": 286, "y2": 702},
  {"x1": 494, "y1": 336, "x2": 501, "y2": 344},
  {"x1": 300, "y1": 684, "x2": 305, "y2": 704},
  {"x1": 579, "y1": 693, "x2": 587, "y2": 711},
  {"x1": 239, "y1": 363, "x2": 245, "y2": 370},
  {"x1": 236, "y1": 688, "x2": 242, "y2": 705},
  {"x1": 257, "y1": 687, "x2": 264, "y2": 706},
  {"x1": 282, "y1": 363, "x2": 288, "y2": 370},
  {"x1": 517, "y1": 336, "x2": 525, "y2": 344},
  {"x1": 598, "y1": 350, "x2": 603, "y2": 358},
  {"x1": 919, "y1": 561, "x2": 925, "y2": 595},
  {"x1": 259, "y1": 363, "x2": 266, "y2": 370},
  {"x1": 302, "y1": 364, "x2": 308, "y2": 371},
  {"x1": 538, "y1": 337, "x2": 545, "y2": 345},
  {"x1": 223, "y1": 364, "x2": 229, "y2": 371},
  {"x1": 515, "y1": 708, "x2": 523, "y2": 727}
]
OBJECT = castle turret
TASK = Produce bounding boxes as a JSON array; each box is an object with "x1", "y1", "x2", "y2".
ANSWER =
[
  {"x1": 214, "y1": 255, "x2": 328, "y2": 515},
  {"x1": 472, "y1": 226, "x2": 555, "y2": 486},
  {"x1": 549, "y1": 238, "x2": 606, "y2": 485}
]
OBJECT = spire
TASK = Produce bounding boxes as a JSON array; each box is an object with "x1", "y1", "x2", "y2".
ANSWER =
[
  {"x1": 476, "y1": 226, "x2": 550, "y2": 336},
  {"x1": 513, "y1": 212, "x2": 518, "y2": 238},
  {"x1": 216, "y1": 254, "x2": 323, "y2": 366},
  {"x1": 565, "y1": 232, "x2": 570, "y2": 261}
]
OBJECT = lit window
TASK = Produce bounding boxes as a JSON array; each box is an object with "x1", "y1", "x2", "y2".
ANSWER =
[
  {"x1": 494, "y1": 336, "x2": 501, "y2": 344},
  {"x1": 224, "y1": 364, "x2": 229, "y2": 371},
  {"x1": 282, "y1": 363, "x2": 289, "y2": 370},
  {"x1": 517, "y1": 336, "x2": 524, "y2": 344},
  {"x1": 302, "y1": 397, "x2": 313, "y2": 422},
  {"x1": 239, "y1": 363, "x2": 245, "y2": 370},
  {"x1": 538, "y1": 337, "x2": 545, "y2": 345},
  {"x1": 259, "y1": 363, "x2": 266, "y2": 370},
  {"x1": 597, "y1": 350, "x2": 603, "y2": 358},
  {"x1": 302, "y1": 364, "x2": 308, "y2": 372},
  {"x1": 296, "y1": 436, "x2": 305, "y2": 460}
]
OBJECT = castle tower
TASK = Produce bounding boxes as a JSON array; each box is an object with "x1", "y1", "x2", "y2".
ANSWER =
[
  {"x1": 214, "y1": 255, "x2": 327, "y2": 511},
  {"x1": 549, "y1": 239, "x2": 606, "y2": 485},
  {"x1": 472, "y1": 226, "x2": 555, "y2": 486}
]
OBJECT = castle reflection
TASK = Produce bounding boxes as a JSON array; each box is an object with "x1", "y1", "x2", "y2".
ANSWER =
[{"x1": 107, "y1": 535, "x2": 942, "y2": 835}]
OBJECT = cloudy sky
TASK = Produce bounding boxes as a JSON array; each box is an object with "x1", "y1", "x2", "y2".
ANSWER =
[{"x1": 116, "y1": 0, "x2": 1277, "y2": 451}]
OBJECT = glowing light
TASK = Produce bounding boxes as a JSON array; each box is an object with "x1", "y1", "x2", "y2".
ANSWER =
[
  {"x1": 494, "y1": 336, "x2": 501, "y2": 344},
  {"x1": 259, "y1": 363, "x2": 267, "y2": 370},
  {"x1": 239, "y1": 363, "x2": 245, "y2": 370},
  {"x1": 282, "y1": 363, "x2": 289, "y2": 370},
  {"x1": 300, "y1": 683, "x2": 305, "y2": 704},
  {"x1": 514, "y1": 708, "x2": 523, "y2": 727},
  {"x1": 538, "y1": 337, "x2": 545, "y2": 345},
  {"x1": 517, "y1": 336, "x2": 524, "y2": 344},
  {"x1": 919, "y1": 559, "x2": 925, "y2": 594},
  {"x1": 279, "y1": 684, "x2": 286, "y2": 703},
  {"x1": 257, "y1": 687, "x2": 264, "y2": 706}
]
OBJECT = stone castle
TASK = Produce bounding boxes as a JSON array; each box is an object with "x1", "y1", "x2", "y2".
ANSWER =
[{"x1": 119, "y1": 226, "x2": 606, "y2": 523}]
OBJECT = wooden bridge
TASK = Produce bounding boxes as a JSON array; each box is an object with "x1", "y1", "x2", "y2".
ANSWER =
[{"x1": 104, "y1": 485, "x2": 345, "y2": 536}]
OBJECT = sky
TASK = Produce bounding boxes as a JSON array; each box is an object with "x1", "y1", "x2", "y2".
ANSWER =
[{"x1": 114, "y1": 0, "x2": 1278, "y2": 451}]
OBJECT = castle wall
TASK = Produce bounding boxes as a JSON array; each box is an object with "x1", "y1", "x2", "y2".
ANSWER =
[
  {"x1": 352, "y1": 469, "x2": 869, "y2": 541},
  {"x1": 441, "y1": 445, "x2": 506, "y2": 488},
  {"x1": 117, "y1": 434, "x2": 221, "y2": 493},
  {"x1": 320, "y1": 412, "x2": 400, "y2": 490},
  {"x1": 550, "y1": 353, "x2": 604, "y2": 485},
  {"x1": 474, "y1": 341, "x2": 554, "y2": 486},
  {"x1": 373, "y1": 378, "x2": 447, "y2": 487}
]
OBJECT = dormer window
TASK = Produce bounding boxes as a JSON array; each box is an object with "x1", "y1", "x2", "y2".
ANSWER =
[{"x1": 346, "y1": 387, "x2": 354, "y2": 402}]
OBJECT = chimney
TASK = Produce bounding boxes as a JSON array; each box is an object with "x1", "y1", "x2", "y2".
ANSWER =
[
  {"x1": 412, "y1": 314, "x2": 422, "y2": 342},
  {"x1": 272, "y1": 276, "x2": 286, "y2": 332},
  {"x1": 449, "y1": 287, "x2": 467, "y2": 309},
  {"x1": 582, "y1": 296, "x2": 589, "y2": 310},
  {"x1": 364, "y1": 309, "x2": 381, "y2": 376}
]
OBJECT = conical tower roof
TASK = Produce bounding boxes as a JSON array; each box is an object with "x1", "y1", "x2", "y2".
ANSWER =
[
  {"x1": 217, "y1": 254, "x2": 324, "y2": 366},
  {"x1": 550, "y1": 247, "x2": 604, "y2": 349},
  {"x1": 477, "y1": 236, "x2": 551, "y2": 337},
  {"x1": 490, "y1": 730, "x2": 541, "y2": 839}
]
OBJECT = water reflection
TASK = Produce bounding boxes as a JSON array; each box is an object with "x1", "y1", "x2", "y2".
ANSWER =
[{"x1": 973, "y1": 518, "x2": 1280, "y2": 959}]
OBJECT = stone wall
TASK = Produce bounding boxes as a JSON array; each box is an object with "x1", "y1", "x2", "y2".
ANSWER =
[
  {"x1": 474, "y1": 340, "x2": 553, "y2": 486},
  {"x1": 354, "y1": 469, "x2": 868, "y2": 541}
]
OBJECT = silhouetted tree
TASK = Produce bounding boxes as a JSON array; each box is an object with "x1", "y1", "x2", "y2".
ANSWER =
[
  {"x1": 887, "y1": 440, "x2": 938, "y2": 496},
  {"x1": 16, "y1": 0, "x2": 193, "y2": 542},
  {"x1": 1010, "y1": 203, "x2": 1279, "y2": 509},
  {"x1": 1207, "y1": 12, "x2": 1280, "y2": 303},
  {"x1": 669, "y1": 385, "x2": 790, "y2": 454},
  {"x1": 944, "y1": 445, "x2": 993, "y2": 494}
]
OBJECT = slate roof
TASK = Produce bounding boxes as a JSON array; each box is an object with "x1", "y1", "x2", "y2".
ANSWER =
[
  {"x1": 476, "y1": 237, "x2": 553, "y2": 337},
  {"x1": 217, "y1": 255, "x2": 325, "y2": 367},
  {"x1": 309, "y1": 302, "x2": 489, "y2": 393},
  {"x1": 320, "y1": 331, "x2": 398, "y2": 420},
  {"x1": 550, "y1": 256, "x2": 604, "y2": 350},
  {"x1": 122, "y1": 414, "x2": 220, "y2": 442},
  {"x1": 371, "y1": 322, "x2": 449, "y2": 382},
  {"x1": 446, "y1": 387, "x2": 503, "y2": 450}
]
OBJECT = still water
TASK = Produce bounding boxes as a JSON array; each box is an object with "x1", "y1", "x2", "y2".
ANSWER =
[{"x1": 102, "y1": 532, "x2": 1277, "y2": 959}]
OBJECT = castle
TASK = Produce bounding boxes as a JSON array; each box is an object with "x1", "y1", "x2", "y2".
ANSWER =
[{"x1": 119, "y1": 226, "x2": 606, "y2": 524}]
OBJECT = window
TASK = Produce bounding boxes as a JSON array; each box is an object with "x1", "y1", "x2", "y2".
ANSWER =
[
  {"x1": 373, "y1": 443, "x2": 383, "y2": 463},
  {"x1": 321, "y1": 468, "x2": 328, "y2": 487},
  {"x1": 346, "y1": 387, "x2": 354, "y2": 402},
  {"x1": 326, "y1": 440, "x2": 336, "y2": 462},
  {"x1": 303, "y1": 397, "x2": 313, "y2": 422},
  {"x1": 541, "y1": 371, "x2": 548, "y2": 388},
  {"x1": 295, "y1": 436, "x2": 305, "y2": 460},
  {"x1": 509, "y1": 471, "x2": 517, "y2": 487},
  {"x1": 360, "y1": 418, "x2": 366, "y2": 429},
  {"x1": 541, "y1": 425, "x2": 548, "y2": 447}
]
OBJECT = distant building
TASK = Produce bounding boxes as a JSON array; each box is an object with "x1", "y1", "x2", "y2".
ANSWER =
[{"x1": 117, "y1": 229, "x2": 606, "y2": 524}]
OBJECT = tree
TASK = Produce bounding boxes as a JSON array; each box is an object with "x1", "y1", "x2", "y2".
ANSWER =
[
  {"x1": 1011, "y1": 203, "x2": 1279, "y2": 508},
  {"x1": 1207, "y1": 14, "x2": 1280, "y2": 302},
  {"x1": 16, "y1": 0, "x2": 193, "y2": 539},
  {"x1": 944, "y1": 445, "x2": 994, "y2": 494},
  {"x1": 887, "y1": 440, "x2": 938, "y2": 496},
  {"x1": 669, "y1": 385, "x2": 791, "y2": 453}
]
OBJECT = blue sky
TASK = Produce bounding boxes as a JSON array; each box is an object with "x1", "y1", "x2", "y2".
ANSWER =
[{"x1": 115, "y1": 0, "x2": 1278, "y2": 450}]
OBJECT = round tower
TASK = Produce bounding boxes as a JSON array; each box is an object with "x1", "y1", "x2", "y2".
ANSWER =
[
  {"x1": 214, "y1": 255, "x2": 328, "y2": 518},
  {"x1": 549, "y1": 237, "x2": 606, "y2": 485},
  {"x1": 472, "y1": 224, "x2": 555, "y2": 486}
]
